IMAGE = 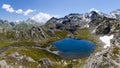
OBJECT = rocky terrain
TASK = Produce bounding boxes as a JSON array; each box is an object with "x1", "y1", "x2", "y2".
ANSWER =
[{"x1": 0, "y1": 9, "x2": 120, "y2": 68}]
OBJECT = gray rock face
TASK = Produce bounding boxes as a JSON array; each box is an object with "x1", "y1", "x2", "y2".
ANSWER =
[
  {"x1": 89, "y1": 16, "x2": 120, "y2": 35},
  {"x1": 14, "y1": 26, "x2": 47, "y2": 41},
  {"x1": 84, "y1": 46, "x2": 120, "y2": 68},
  {"x1": 112, "y1": 31, "x2": 120, "y2": 46},
  {"x1": 38, "y1": 58, "x2": 53, "y2": 67}
]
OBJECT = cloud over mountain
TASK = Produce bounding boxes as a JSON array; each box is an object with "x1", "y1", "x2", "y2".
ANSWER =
[
  {"x1": 31, "y1": 12, "x2": 59, "y2": 23},
  {"x1": 31, "y1": 12, "x2": 52, "y2": 23}
]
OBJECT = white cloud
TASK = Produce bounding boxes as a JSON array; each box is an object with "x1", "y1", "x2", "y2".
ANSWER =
[
  {"x1": 2, "y1": 4, "x2": 35, "y2": 15},
  {"x1": 2, "y1": 4, "x2": 14, "y2": 12},
  {"x1": 24, "y1": 9, "x2": 34, "y2": 16},
  {"x1": 16, "y1": 9, "x2": 23, "y2": 14},
  {"x1": 31, "y1": 12, "x2": 52, "y2": 23}
]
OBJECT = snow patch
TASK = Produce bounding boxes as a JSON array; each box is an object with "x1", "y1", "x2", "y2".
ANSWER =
[
  {"x1": 90, "y1": 8, "x2": 101, "y2": 15},
  {"x1": 90, "y1": 8, "x2": 99, "y2": 13},
  {"x1": 100, "y1": 35, "x2": 114, "y2": 48}
]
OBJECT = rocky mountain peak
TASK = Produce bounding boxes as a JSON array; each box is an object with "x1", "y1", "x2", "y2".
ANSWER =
[{"x1": 109, "y1": 9, "x2": 120, "y2": 19}]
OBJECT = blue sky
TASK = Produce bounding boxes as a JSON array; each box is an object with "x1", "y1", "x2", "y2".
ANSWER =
[{"x1": 0, "y1": 0, "x2": 120, "y2": 22}]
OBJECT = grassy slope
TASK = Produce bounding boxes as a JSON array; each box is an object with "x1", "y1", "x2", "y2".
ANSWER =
[
  {"x1": 3, "y1": 47, "x2": 74, "y2": 68},
  {"x1": 39, "y1": 30, "x2": 68, "y2": 47},
  {"x1": 4, "y1": 48, "x2": 62, "y2": 61},
  {"x1": 74, "y1": 28, "x2": 97, "y2": 43}
]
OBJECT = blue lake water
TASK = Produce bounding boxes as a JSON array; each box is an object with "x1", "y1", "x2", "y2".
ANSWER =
[{"x1": 52, "y1": 38, "x2": 96, "y2": 59}]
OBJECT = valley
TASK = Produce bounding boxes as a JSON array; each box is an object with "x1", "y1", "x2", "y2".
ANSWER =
[{"x1": 0, "y1": 9, "x2": 120, "y2": 68}]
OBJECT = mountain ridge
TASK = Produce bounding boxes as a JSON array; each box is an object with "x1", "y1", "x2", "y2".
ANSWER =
[{"x1": 0, "y1": 9, "x2": 120, "y2": 68}]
